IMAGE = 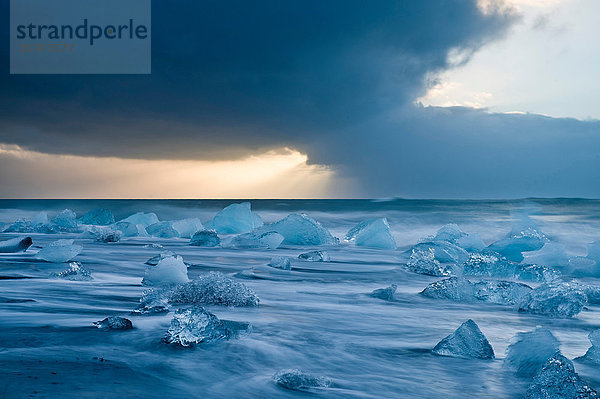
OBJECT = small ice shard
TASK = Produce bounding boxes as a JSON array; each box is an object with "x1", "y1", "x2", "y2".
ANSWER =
[
  {"x1": 298, "y1": 250, "x2": 330, "y2": 262},
  {"x1": 52, "y1": 262, "x2": 93, "y2": 281},
  {"x1": 82, "y1": 226, "x2": 121, "y2": 243},
  {"x1": 51, "y1": 209, "x2": 79, "y2": 231},
  {"x1": 580, "y1": 330, "x2": 600, "y2": 364},
  {"x1": 146, "y1": 221, "x2": 179, "y2": 238},
  {"x1": 205, "y1": 202, "x2": 263, "y2": 234},
  {"x1": 406, "y1": 248, "x2": 454, "y2": 277},
  {"x1": 523, "y1": 242, "x2": 570, "y2": 268},
  {"x1": 488, "y1": 216, "x2": 548, "y2": 262},
  {"x1": 273, "y1": 369, "x2": 331, "y2": 392},
  {"x1": 118, "y1": 212, "x2": 159, "y2": 228},
  {"x1": 145, "y1": 251, "x2": 178, "y2": 266},
  {"x1": 138, "y1": 271, "x2": 259, "y2": 312},
  {"x1": 162, "y1": 306, "x2": 236, "y2": 347},
  {"x1": 79, "y1": 208, "x2": 115, "y2": 226},
  {"x1": 222, "y1": 231, "x2": 284, "y2": 249},
  {"x1": 369, "y1": 284, "x2": 398, "y2": 301},
  {"x1": 344, "y1": 218, "x2": 396, "y2": 249},
  {"x1": 432, "y1": 319, "x2": 494, "y2": 359},
  {"x1": 257, "y1": 213, "x2": 337, "y2": 245},
  {"x1": 0, "y1": 236, "x2": 32, "y2": 253},
  {"x1": 420, "y1": 277, "x2": 532, "y2": 305},
  {"x1": 144, "y1": 243, "x2": 164, "y2": 249},
  {"x1": 518, "y1": 282, "x2": 588, "y2": 318},
  {"x1": 268, "y1": 256, "x2": 292, "y2": 270},
  {"x1": 525, "y1": 355, "x2": 598, "y2": 399},
  {"x1": 171, "y1": 218, "x2": 204, "y2": 238},
  {"x1": 142, "y1": 255, "x2": 189, "y2": 286},
  {"x1": 113, "y1": 221, "x2": 148, "y2": 237},
  {"x1": 37, "y1": 239, "x2": 83, "y2": 263},
  {"x1": 190, "y1": 230, "x2": 220, "y2": 247},
  {"x1": 505, "y1": 327, "x2": 560, "y2": 377},
  {"x1": 94, "y1": 316, "x2": 133, "y2": 330}
]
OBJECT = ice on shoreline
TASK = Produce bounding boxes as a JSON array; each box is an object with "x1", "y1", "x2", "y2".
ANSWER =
[
  {"x1": 255, "y1": 213, "x2": 337, "y2": 245},
  {"x1": 504, "y1": 327, "x2": 560, "y2": 377},
  {"x1": 37, "y1": 239, "x2": 82, "y2": 263},
  {"x1": 420, "y1": 277, "x2": 532, "y2": 305},
  {"x1": 206, "y1": 202, "x2": 263, "y2": 234},
  {"x1": 525, "y1": 355, "x2": 598, "y2": 398},
  {"x1": 345, "y1": 218, "x2": 396, "y2": 249},
  {"x1": 142, "y1": 255, "x2": 189, "y2": 286},
  {"x1": 432, "y1": 319, "x2": 494, "y2": 359},
  {"x1": 0, "y1": 236, "x2": 32, "y2": 253},
  {"x1": 273, "y1": 369, "x2": 331, "y2": 391}
]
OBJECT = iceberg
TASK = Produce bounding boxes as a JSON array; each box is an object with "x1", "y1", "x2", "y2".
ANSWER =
[
  {"x1": 344, "y1": 218, "x2": 396, "y2": 249},
  {"x1": 51, "y1": 209, "x2": 79, "y2": 231},
  {"x1": 523, "y1": 242, "x2": 570, "y2": 268},
  {"x1": 222, "y1": 231, "x2": 284, "y2": 249},
  {"x1": 142, "y1": 255, "x2": 189, "y2": 286},
  {"x1": 432, "y1": 319, "x2": 494, "y2": 359},
  {"x1": 420, "y1": 277, "x2": 532, "y2": 305},
  {"x1": 138, "y1": 271, "x2": 259, "y2": 313},
  {"x1": 79, "y1": 208, "x2": 115, "y2": 226},
  {"x1": 82, "y1": 226, "x2": 121, "y2": 243},
  {"x1": 162, "y1": 306, "x2": 235, "y2": 347},
  {"x1": 146, "y1": 221, "x2": 179, "y2": 238},
  {"x1": 579, "y1": 330, "x2": 600, "y2": 364},
  {"x1": 171, "y1": 218, "x2": 204, "y2": 238},
  {"x1": 518, "y1": 282, "x2": 588, "y2": 318},
  {"x1": 504, "y1": 327, "x2": 560, "y2": 377},
  {"x1": 118, "y1": 212, "x2": 159, "y2": 228},
  {"x1": 94, "y1": 316, "x2": 133, "y2": 330},
  {"x1": 255, "y1": 213, "x2": 337, "y2": 246},
  {"x1": 268, "y1": 256, "x2": 292, "y2": 270},
  {"x1": 298, "y1": 250, "x2": 330, "y2": 262},
  {"x1": 51, "y1": 262, "x2": 93, "y2": 281},
  {"x1": 37, "y1": 239, "x2": 83, "y2": 263},
  {"x1": 113, "y1": 221, "x2": 148, "y2": 237},
  {"x1": 369, "y1": 284, "x2": 398, "y2": 301},
  {"x1": 406, "y1": 248, "x2": 454, "y2": 277},
  {"x1": 525, "y1": 355, "x2": 598, "y2": 399},
  {"x1": 0, "y1": 236, "x2": 32, "y2": 253},
  {"x1": 190, "y1": 230, "x2": 220, "y2": 247},
  {"x1": 205, "y1": 202, "x2": 263, "y2": 234},
  {"x1": 273, "y1": 369, "x2": 331, "y2": 392}
]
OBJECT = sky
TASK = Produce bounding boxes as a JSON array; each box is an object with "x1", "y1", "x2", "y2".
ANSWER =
[{"x1": 0, "y1": 0, "x2": 599, "y2": 199}]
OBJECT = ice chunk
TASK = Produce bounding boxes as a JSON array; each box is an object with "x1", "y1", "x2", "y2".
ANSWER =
[
  {"x1": 344, "y1": 218, "x2": 396, "y2": 249},
  {"x1": 568, "y1": 256, "x2": 599, "y2": 277},
  {"x1": 146, "y1": 221, "x2": 178, "y2": 238},
  {"x1": 273, "y1": 369, "x2": 331, "y2": 392},
  {"x1": 580, "y1": 330, "x2": 600, "y2": 364},
  {"x1": 505, "y1": 327, "x2": 560, "y2": 377},
  {"x1": 420, "y1": 277, "x2": 532, "y2": 305},
  {"x1": 456, "y1": 234, "x2": 486, "y2": 252},
  {"x1": 82, "y1": 226, "x2": 121, "y2": 243},
  {"x1": 518, "y1": 282, "x2": 588, "y2": 318},
  {"x1": 144, "y1": 243, "x2": 164, "y2": 249},
  {"x1": 113, "y1": 221, "x2": 148, "y2": 237},
  {"x1": 523, "y1": 242, "x2": 570, "y2": 268},
  {"x1": 432, "y1": 319, "x2": 494, "y2": 359},
  {"x1": 94, "y1": 316, "x2": 133, "y2": 330},
  {"x1": 118, "y1": 212, "x2": 159, "y2": 228},
  {"x1": 427, "y1": 224, "x2": 485, "y2": 252},
  {"x1": 462, "y1": 251, "x2": 559, "y2": 282},
  {"x1": 412, "y1": 241, "x2": 469, "y2": 264},
  {"x1": 406, "y1": 248, "x2": 454, "y2": 277},
  {"x1": 369, "y1": 284, "x2": 398, "y2": 301},
  {"x1": 79, "y1": 208, "x2": 115, "y2": 226},
  {"x1": 162, "y1": 306, "x2": 235, "y2": 347},
  {"x1": 145, "y1": 251, "x2": 178, "y2": 266},
  {"x1": 171, "y1": 218, "x2": 204, "y2": 238},
  {"x1": 142, "y1": 255, "x2": 189, "y2": 286},
  {"x1": 256, "y1": 213, "x2": 337, "y2": 246},
  {"x1": 268, "y1": 256, "x2": 292, "y2": 270},
  {"x1": 138, "y1": 271, "x2": 259, "y2": 312},
  {"x1": 190, "y1": 230, "x2": 220, "y2": 247},
  {"x1": 31, "y1": 212, "x2": 48, "y2": 225},
  {"x1": 222, "y1": 231, "x2": 284, "y2": 249},
  {"x1": 37, "y1": 239, "x2": 82, "y2": 263},
  {"x1": 525, "y1": 355, "x2": 598, "y2": 399},
  {"x1": 51, "y1": 209, "x2": 79, "y2": 231},
  {"x1": 432, "y1": 224, "x2": 467, "y2": 242},
  {"x1": 205, "y1": 202, "x2": 263, "y2": 234},
  {"x1": 488, "y1": 217, "x2": 547, "y2": 262},
  {"x1": 298, "y1": 250, "x2": 330, "y2": 262},
  {"x1": 51, "y1": 262, "x2": 93, "y2": 281},
  {"x1": 0, "y1": 236, "x2": 32, "y2": 253}
]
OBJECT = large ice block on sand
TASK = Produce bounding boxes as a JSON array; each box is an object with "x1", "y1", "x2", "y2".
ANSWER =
[
  {"x1": 189, "y1": 230, "x2": 220, "y2": 247},
  {"x1": 420, "y1": 277, "x2": 532, "y2": 305},
  {"x1": 256, "y1": 213, "x2": 337, "y2": 246},
  {"x1": 222, "y1": 231, "x2": 284, "y2": 249},
  {"x1": 298, "y1": 250, "x2": 330, "y2": 262},
  {"x1": 51, "y1": 262, "x2": 93, "y2": 281},
  {"x1": 523, "y1": 242, "x2": 570, "y2": 268},
  {"x1": 79, "y1": 208, "x2": 115, "y2": 226},
  {"x1": 142, "y1": 255, "x2": 189, "y2": 286},
  {"x1": 146, "y1": 221, "x2": 179, "y2": 238},
  {"x1": 580, "y1": 330, "x2": 600, "y2": 364},
  {"x1": 406, "y1": 248, "x2": 454, "y2": 277},
  {"x1": 344, "y1": 218, "x2": 396, "y2": 249},
  {"x1": 205, "y1": 202, "x2": 263, "y2": 234},
  {"x1": 525, "y1": 355, "x2": 598, "y2": 399},
  {"x1": 505, "y1": 327, "x2": 560, "y2": 377},
  {"x1": 0, "y1": 236, "x2": 32, "y2": 253},
  {"x1": 432, "y1": 319, "x2": 494, "y2": 359},
  {"x1": 462, "y1": 251, "x2": 559, "y2": 282},
  {"x1": 273, "y1": 369, "x2": 331, "y2": 392},
  {"x1": 162, "y1": 306, "x2": 234, "y2": 347},
  {"x1": 118, "y1": 212, "x2": 159, "y2": 228},
  {"x1": 171, "y1": 218, "x2": 204, "y2": 238},
  {"x1": 37, "y1": 239, "x2": 83, "y2": 263},
  {"x1": 518, "y1": 282, "x2": 588, "y2": 318}
]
